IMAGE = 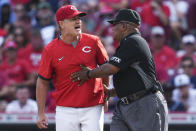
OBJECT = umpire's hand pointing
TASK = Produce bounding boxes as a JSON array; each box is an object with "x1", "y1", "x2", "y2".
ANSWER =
[{"x1": 71, "y1": 65, "x2": 91, "y2": 86}]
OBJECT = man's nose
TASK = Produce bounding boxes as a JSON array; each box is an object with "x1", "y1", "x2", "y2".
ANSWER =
[{"x1": 75, "y1": 18, "x2": 81, "y2": 23}]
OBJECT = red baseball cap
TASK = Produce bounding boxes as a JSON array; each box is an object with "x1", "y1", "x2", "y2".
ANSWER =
[
  {"x1": 56, "y1": 5, "x2": 87, "y2": 23},
  {"x1": 4, "y1": 41, "x2": 17, "y2": 49}
]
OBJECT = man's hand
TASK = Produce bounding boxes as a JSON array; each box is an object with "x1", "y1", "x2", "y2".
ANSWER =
[
  {"x1": 36, "y1": 113, "x2": 48, "y2": 129},
  {"x1": 71, "y1": 65, "x2": 91, "y2": 86}
]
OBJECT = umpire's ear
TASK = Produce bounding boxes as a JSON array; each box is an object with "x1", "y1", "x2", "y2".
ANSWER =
[{"x1": 122, "y1": 22, "x2": 128, "y2": 29}]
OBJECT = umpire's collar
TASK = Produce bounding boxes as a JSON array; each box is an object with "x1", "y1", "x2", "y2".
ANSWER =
[{"x1": 124, "y1": 31, "x2": 141, "y2": 40}]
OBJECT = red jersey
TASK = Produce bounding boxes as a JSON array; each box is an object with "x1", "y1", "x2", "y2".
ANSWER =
[
  {"x1": 130, "y1": 0, "x2": 151, "y2": 12},
  {"x1": 18, "y1": 44, "x2": 42, "y2": 72},
  {"x1": 0, "y1": 59, "x2": 31, "y2": 85},
  {"x1": 155, "y1": 63, "x2": 169, "y2": 83},
  {"x1": 153, "y1": 45, "x2": 178, "y2": 69},
  {"x1": 0, "y1": 70, "x2": 8, "y2": 89},
  {"x1": 140, "y1": 3, "x2": 170, "y2": 26},
  {"x1": 38, "y1": 33, "x2": 108, "y2": 107}
]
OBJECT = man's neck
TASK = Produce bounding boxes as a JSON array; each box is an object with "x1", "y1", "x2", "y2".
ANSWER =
[
  {"x1": 121, "y1": 28, "x2": 138, "y2": 41},
  {"x1": 60, "y1": 33, "x2": 80, "y2": 44}
]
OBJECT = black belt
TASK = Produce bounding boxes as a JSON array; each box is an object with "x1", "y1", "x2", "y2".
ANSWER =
[{"x1": 120, "y1": 89, "x2": 155, "y2": 104}]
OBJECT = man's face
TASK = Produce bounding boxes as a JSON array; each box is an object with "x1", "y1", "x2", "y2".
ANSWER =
[
  {"x1": 16, "y1": 88, "x2": 29, "y2": 105},
  {"x1": 112, "y1": 22, "x2": 124, "y2": 42},
  {"x1": 181, "y1": 60, "x2": 194, "y2": 75},
  {"x1": 60, "y1": 15, "x2": 82, "y2": 36},
  {"x1": 179, "y1": 85, "x2": 189, "y2": 99},
  {"x1": 30, "y1": 35, "x2": 43, "y2": 50},
  {"x1": 184, "y1": 44, "x2": 195, "y2": 54},
  {"x1": 151, "y1": 34, "x2": 165, "y2": 49},
  {"x1": 14, "y1": 4, "x2": 25, "y2": 19},
  {"x1": 14, "y1": 28, "x2": 25, "y2": 44}
]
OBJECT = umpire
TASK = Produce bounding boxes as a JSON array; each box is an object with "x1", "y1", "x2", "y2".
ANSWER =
[{"x1": 71, "y1": 9, "x2": 168, "y2": 131}]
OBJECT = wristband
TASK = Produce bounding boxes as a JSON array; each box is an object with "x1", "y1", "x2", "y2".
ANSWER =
[{"x1": 86, "y1": 70, "x2": 90, "y2": 79}]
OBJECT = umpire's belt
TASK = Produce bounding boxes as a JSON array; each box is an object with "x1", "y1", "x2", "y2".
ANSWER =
[{"x1": 120, "y1": 90, "x2": 152, "y2": 104}]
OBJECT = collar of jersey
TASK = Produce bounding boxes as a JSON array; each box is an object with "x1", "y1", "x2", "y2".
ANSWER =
[
  {"x1": 124, "y1": 31, "x2": 140, "y2": 40},
  {"x1": 59, "y1": 34, "x2": 82, "y2": 47}
]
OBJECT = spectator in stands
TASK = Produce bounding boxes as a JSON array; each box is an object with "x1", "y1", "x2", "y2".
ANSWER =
[
  {"x1": 186, "y1": 0, "x2": 196, "y2": 36},
  {"x1": 140, "y1": 0, "x2": 170, "y2": 40},
  {"x1": 99, "y1": 0, "x2": 129, "y2": 12},
  {"x1": 81, "y1": 2, "x2": 101, "y2": 34},
  {"x1": 13, "y1": 26, "x2": 30, "y2": 50},
  {"x1": 5, "y1": 86, "x2": 37, "y2": 113},
  {"x1": 130, "y1": 0, "x2": 151, "y2": 13},
  {"x1": 13, "y1": 4, "x2": 32, "y2": 35},
  {"x1": 179, "y1": 57, "x2": 196, "y2": 89},
  {"x1": 92, "y1": 8, "x2": 116, "y2": 57},
  {"x1": 18, "y1": 28, "x2": 44, "y2": 73},
  {"x1": 35, "y1": 2, "x2": 55, "y2": 45},
  {"x1": 150, "y1": 26, "x2": 178, "y2": 76},
  {"x1": 71, "y1": 0, "x2": 97, "y2": 12},
  {"x1": 141, "y1": 0, "x2": 170, "y2": 26},
  {"x1": 163, "y1": 84, "x2": 186, "y2": 112},
  {"x1": 0, "y1": 0, "x2": 15, "y2": 32},
  {"x1": 172, "y1": 74, "x2": 196, "y2": 112},
  {"x1": 155, "y1": 63, "x2": 169, "y2": 84},
  {"x1": 177, "y1": 34, "x2": 196, "y2": 62},
  {"x1": 164, "y1": 0, "x2": 189, "y2": 48},
  {"x1": 13, "y1": 4, "x2": 26, "y2": 23},
  {"x1": 0, "y1": 99, "x2": 7, "y2": 112},
  {"x1": 0, "y1": 41, "x2": 34, "y2": 100}
]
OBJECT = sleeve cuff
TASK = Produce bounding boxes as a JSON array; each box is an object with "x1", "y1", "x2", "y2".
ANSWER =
[
  {"x1": 38, "y1": 74, "x2": 51, "y2": 81},
  {"x1": 108, "y1": 61, "x2": 121, "y2": 69}
]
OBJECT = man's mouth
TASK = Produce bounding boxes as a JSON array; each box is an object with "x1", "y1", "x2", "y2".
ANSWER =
[{"x1": 75, "y1": 26, "x2": 81, "y2": 30}]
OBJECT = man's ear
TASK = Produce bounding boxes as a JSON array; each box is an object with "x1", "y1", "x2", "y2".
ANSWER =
[
  {"x1": 58, "y1": 21, "x2": 64, "y2": 29},
  {"x1": 122, "y1": 23, "x2": 127, "y2": 29}
]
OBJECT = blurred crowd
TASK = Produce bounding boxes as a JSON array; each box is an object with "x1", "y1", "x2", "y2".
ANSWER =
[{"x1": 0, "y1": 0, "x2": 196, "y2": 113}]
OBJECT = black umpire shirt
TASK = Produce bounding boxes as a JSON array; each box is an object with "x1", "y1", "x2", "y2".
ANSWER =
[{"x1": 109, "y1": 32, "x2": 157, "y2": 98}]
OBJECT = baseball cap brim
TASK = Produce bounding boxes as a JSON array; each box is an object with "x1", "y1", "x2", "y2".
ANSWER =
[
  {"x1": 107, "y1": 19, "x2": 119, "y2": 24},
  {"x1": 73, "y1": 12, "x2": 87, "y2": 18}
]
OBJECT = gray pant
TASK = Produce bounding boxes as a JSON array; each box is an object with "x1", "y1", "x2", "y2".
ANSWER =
[{"x1": 110, "y1": 91, "x2": 168, "y2": 131}]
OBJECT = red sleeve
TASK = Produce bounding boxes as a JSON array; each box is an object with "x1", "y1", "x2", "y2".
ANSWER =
[
  {"x1": 38, "y1": 48, "x2": 53, "y2": 79},
  {"x1": 95, "y1": 37, "x2": 108, "y2": 64}
]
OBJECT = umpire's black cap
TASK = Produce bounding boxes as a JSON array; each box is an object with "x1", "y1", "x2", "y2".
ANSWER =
[{"x1": 107, "y1": 9, "x2": 141, "y2": 25}]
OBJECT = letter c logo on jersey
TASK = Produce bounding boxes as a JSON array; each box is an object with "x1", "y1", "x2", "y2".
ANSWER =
[{"x1": 82, "y1": 46, "x2": 92, "y2": 53}]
